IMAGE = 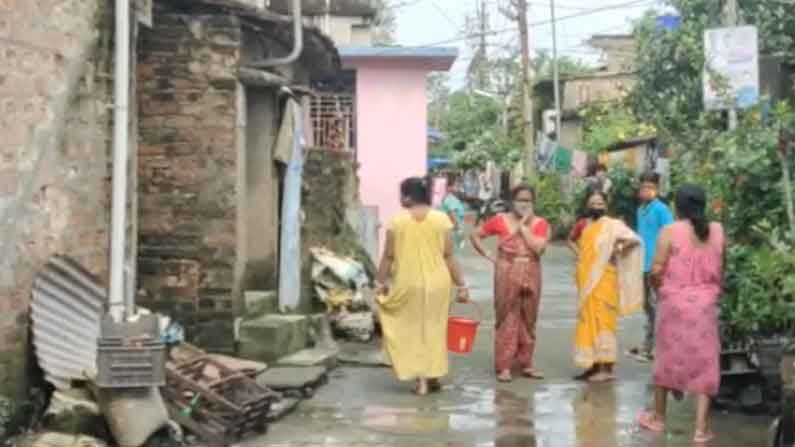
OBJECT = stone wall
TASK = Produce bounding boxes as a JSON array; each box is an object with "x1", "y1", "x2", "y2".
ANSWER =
[
  {"x1": 136, "y1": 9, "x2": 244, "y2": 344},
  {"x1": 562, "y1": 73, "x2": 635, "y2": 112},
  {"x1": 588, "y1": 35, "x2": 636, "y2": 73},
  {"x1": 0, "y1": 1, "x2": 112, "y2": 397},
  {"x1": 301, "y1": 149, "x2": 370, "y2": 312}
]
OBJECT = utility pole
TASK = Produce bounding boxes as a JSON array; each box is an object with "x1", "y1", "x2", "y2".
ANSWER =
[
  {"x1": 724, "y1": 0, "x2": 738, "y2": 130},
  {"x1": 467, "y1": 0, "x2": 490, "y2": 90},
  {"x1": 550, "y1": 0, "x2": 562, "y2": 139},
  {"x1": 514, "y1": 0, "x2": 535, "y2": 178},
  {"x1": 477, "y1": 1, "x2": 488, "y2": 90}
]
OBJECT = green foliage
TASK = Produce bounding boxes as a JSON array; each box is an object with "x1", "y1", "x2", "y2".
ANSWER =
[
  {"x1": 607, "y1": 163, "x2": 640, "y2": 228},
  {"x1": 430, "y1": 38, "x2": 596, "y2": 170},
  {"x1": 580, "y1": 104, "x2": 656, "y2": 154},
  {"x1": 722, "y1": 223, "x2": 795, "y2": 339},
  {"x1": 452, "y1": 130, "x2": 522, "y2": 170},
  {"x1": 430, "y1": 92, "x2": 523, "y2": 169},
  {"x1": 533, "y1": 173, "x2": 576, "y2": 239},
  {"x1": 630, "y1": 0, "x2": 795, "y2": 144},
  {"x1": 371, "y1": 0, "x2": 396, "y2": 45},
  {"x1": 628, "y1": 0, "x2": 795, "y2": 341},
  {"x1": 533, "y1": 50, "x2": 596, "y2": 81}
]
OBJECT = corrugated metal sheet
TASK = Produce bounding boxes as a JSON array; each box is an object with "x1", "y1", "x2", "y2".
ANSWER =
[{"x1": 32, "y1": 256, "x2": 105, "y2": 389}]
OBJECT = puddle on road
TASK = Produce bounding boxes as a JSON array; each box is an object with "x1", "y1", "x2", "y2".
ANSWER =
[{"x1": 295, "y1": 381, "x2": 770, "y2": 447}]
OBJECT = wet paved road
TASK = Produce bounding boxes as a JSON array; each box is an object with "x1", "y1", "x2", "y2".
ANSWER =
[{"x1": 246, "y1": 244, "x2": 770, "y2": 446}]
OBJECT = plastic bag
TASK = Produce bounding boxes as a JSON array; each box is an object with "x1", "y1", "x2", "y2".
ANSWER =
[{"x1": 96, "y1": 387, "x2": 169, "y2": 447}]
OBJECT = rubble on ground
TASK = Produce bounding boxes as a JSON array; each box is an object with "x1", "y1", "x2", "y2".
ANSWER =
[
  {"x1": 24, "y1": 253, "x2": 369, "y2": 446},
  {"x1": 310, "y1": 247, "x2": 376, "y2": 342},
  {"x1": 19, "y1": 432, "x2": 108, "y2": 447},
  {"x1": 257, "y1": 366, "x2": 328, "y2": 399}
]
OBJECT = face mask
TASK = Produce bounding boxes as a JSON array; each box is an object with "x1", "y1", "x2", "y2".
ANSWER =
[{"x1": 588, "y1": 208, "x2": 606, "y2": 219}]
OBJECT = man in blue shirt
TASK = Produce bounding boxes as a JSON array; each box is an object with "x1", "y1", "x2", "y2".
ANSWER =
[{"x1": 629, "y1": 171, "x2": 674, "y2": 362}]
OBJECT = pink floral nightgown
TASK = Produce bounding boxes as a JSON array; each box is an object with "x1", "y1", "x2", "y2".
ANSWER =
[{"x1": 654, "y1": 221, "x2": 725, "y2": 396}]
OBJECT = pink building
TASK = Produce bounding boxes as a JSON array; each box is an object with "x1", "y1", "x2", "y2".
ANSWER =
[{"x1": 321, "y1": 47, "x2": 457, "y2": 253}]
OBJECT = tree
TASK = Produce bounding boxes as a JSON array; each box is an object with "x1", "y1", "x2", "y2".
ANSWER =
[
  {"x1": 427, "y1": 72, "x2": 451, "y2": 129},
  {"x1": 579, "y1": 103, "x2": 655, "y2": 154},
  {"x1": 532, "y1": 50, "x2": 594, "y2": 80},
  {"x1": 372, "y1": 0, "x2": 397, "y2": 45},
  {"x1": 627, "y1": 0, "x2": 795, "y2": 340},
  {"x1": 465, "y1": 0, "x2": 491, "y2": 90},
  {"x1": 629, "y1": 0, "x2": 795, "y2": 145}
]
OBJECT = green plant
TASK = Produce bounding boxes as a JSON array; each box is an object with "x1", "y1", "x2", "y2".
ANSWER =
[
  {"x1": 721, "y1": 222, "x2": 795, "y2": 340},
  {"x1": 607, "y1": 163, "x2": 639, "y2": 228},
  {"x1": 534, "y1": 173, "x2": 575, "y2": 239},
  {"x1": 626, "y1": 0, "x2": 795, "y2": 342},
  {"x1": 580, "y1": 103, "x2": 656, "y2": 154}
]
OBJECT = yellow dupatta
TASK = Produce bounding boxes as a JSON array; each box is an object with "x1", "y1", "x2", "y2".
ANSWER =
[{"x1": 578, "y1": 217, "x2": 643, "y2": 317}]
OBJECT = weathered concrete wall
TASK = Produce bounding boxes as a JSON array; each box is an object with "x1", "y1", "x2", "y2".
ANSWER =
[
  {"x1": 562, "y1": 73, "x2": 635, "y2": 112},
  {"x1": 302, "y1": 150, "x2": 371, "y2": 311},
  {"x1": 588, "y1": 35, "x2": 636, "y2": 73},
  {"x1": 0, "y1": 1, "x2": 112, "y2": 397},
  {"x1": 137, "y1": 11, "x2": 243, "y2": 342},
  {"x1": 243, "y1": 87, "x2": 281, "y2": 291},
  {"x1": 307, "y1": 15, "x2": 373, "y2": 47}
]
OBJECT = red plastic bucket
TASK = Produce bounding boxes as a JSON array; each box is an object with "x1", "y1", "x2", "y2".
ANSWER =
[{"x1": 447, "y1": 301, "x2": 482, "y2": 354}]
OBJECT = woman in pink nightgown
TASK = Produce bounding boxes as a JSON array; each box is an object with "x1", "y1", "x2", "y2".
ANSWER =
[{"x1": 637, "y1": 184, "x2": 725, "y2": 444}]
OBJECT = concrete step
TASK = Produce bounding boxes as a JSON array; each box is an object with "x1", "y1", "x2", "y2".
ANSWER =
[
  {"x1": 278, "y1": 347, "x2": 339, "y2": 369},
  {"x1": 237, "y1": 314, "x2": 308, "y2": 363},
  {"x1": 243, "y1": 290, "x2": 278, "y2": 317},
  {"x1": 337, "y1": 341, "x2": 389, "y2": 367},
  {"x1": 257, "y1": 366, "x2": 328, "y2": 390},
  {"x1": 307, "y1": 313, "x2": 339, "y2": 350}
]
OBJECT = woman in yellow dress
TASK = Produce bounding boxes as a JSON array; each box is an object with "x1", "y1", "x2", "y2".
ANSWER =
[
  {"x1": 572, "y1": 190, "x2": 643, "y2": 383},
  {"x1": 375, "y1": 177, "x2": 469, "y2": 396}
]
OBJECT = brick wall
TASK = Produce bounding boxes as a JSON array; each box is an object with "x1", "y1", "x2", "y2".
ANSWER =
[
  {"x1": 0, "y1": 1, "x2": 112, "y2": 397},
  {"x1": 137, "y1": 10, "x2": 243, "y2": 339}
]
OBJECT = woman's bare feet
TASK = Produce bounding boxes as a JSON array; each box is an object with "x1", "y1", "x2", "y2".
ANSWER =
[
  {"x1": 413, "y1": 378, "x2": 429, "y2": 395},
  {"x1": 588, "y1": 371, "x2": 616, "y2": 383},
  {"x1": 497, "y1": 370, "x2": 513, "y2": 383},
  {"x1": 574, "y1": 366, "x2": 598, "y2": 381},
  {"x1": 522, "y1": 368, "x2": 545, "y2": 379}
]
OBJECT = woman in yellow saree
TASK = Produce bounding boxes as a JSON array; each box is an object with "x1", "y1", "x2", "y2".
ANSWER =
[
  {"x1": 375, "y1": 177, "x2": 469, "y2": 396},
  {"x1": 573, "y1": 190, "x2": 643, "y2": 383}
]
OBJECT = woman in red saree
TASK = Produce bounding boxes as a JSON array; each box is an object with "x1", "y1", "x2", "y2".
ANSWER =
[{"x1": 471, "y1": 185, "x2": 550, "y2": 382}]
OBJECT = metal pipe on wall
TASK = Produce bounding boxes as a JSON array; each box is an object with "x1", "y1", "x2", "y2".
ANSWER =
[
  {"x1": 251, "y1": 0, "x2": 304, "y2": 67},
  {"x1": 109, "y1": 0, "x2": 130, "y2": 320}
]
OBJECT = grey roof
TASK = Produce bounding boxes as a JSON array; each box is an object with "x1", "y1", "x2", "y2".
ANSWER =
[
  {"x1": 339, "y1": 46, "x2": 458, "y2": 71},
  {"x1": 339, "y1": 46, "x2": 459, "y2": 59}
]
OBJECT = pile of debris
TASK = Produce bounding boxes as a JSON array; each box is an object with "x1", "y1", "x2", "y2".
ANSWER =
[
  {"x1": 310, "y1": 247, "x2": 376, "y2": 342},
  {"x1": 23, "y1": 256, "x2": 325, "y2": 447}
]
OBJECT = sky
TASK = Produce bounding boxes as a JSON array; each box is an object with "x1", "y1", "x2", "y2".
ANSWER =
[{"x1": 393, "y1": 0, "x2": 671, "y2": 88}]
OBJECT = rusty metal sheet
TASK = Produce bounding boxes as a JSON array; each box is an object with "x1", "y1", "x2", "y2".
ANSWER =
[{"x1": 32, "y1": 256, "x2": 105, "y2": 389}]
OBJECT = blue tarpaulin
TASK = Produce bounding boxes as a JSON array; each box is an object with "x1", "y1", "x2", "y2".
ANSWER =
[
  {"x1": 428, "y1": 128, "x2": 447, "y2": 144},
  {"x1": 428, "y1": 157, "x2": 451, "y2": 170}
]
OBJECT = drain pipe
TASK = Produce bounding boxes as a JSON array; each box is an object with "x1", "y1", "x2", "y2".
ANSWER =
[
  {"x1": 250, "y1": 0, "x2": 303, "y2": 67},
  {"x1": 109, "y1": 0, "x2": 130, "y2": 322}
]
